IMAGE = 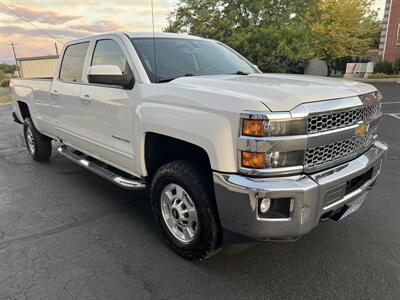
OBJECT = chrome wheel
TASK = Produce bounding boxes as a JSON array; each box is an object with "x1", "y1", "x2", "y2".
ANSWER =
[
  {"x1": 160, "y1": 183, "x2": 199, "y2": 243},
  {"x1": 26, "y1": 127, "x2": 35, "y2": 154}
]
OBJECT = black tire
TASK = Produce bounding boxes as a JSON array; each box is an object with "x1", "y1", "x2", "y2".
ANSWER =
[
  {"x1": 23, "y1": 118, "x2": 52, "y2": 161},
  {"x1": 151, "y1": 159, "x2": 222, "y2": 261}
]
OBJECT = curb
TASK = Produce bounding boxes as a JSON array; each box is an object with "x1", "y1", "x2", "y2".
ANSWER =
[{"x1": 350, "y1": 78, "x2": 400, "y2": 83}]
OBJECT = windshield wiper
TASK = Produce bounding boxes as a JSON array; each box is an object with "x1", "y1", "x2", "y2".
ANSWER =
[
  {"x1": 158, "y1": 73, "x2": 194, "y2": 83},
  {"x1": 234, "y1": 70, "x2": 250, "y2": 75}
]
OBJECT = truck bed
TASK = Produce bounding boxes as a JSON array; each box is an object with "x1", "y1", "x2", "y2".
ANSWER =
[
  {"x1": 10, "y1": 77, "x2": 53, "y2": 129},
  {"x1": 10, "y1": 77, "x2": 52, "y2": 106}
]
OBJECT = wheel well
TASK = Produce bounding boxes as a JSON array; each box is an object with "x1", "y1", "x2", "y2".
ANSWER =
[
  {"x1": 18, "y1": 101, "x2": 31, "y2": 120},
  {"x1": 145, "y1": 133, "x2": 211, "y2": 178}
]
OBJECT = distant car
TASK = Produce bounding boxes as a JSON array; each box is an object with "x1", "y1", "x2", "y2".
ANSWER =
[{"x1": 10, "y1": 32, "x2": 387, "y2": 260}]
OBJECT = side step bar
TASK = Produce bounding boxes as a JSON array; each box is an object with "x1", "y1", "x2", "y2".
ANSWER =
[{"x1": 57, "y1": 145, "x2": 146, "y2": 190}]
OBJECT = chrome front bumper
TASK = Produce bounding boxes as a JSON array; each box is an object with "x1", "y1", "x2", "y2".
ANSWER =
[{"x1": 213, "y1": 141, "x2": 388, "y2": 241}]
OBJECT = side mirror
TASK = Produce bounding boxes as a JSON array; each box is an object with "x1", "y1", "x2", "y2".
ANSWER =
[{"x1": 87, "y1": 65, "x2": 133, "y2": 88}]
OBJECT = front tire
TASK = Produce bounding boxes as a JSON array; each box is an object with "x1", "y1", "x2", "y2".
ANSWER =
[
  {"x1": 150, "y1": 159, "x2": 222, "y2": 261},
  {"x1": 23, "y1": 118, "x2": 52, "y2": 161}
]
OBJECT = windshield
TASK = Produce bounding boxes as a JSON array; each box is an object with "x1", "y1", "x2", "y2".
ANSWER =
[{"x1": 130, "y1": 37, "x2": 257, "y2": 83}]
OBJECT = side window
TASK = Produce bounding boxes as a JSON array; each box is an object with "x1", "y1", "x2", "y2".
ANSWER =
[
  {"x1": 91, "y1": 39, "x2": 128, "y2": 73},
  {"x1": 59, "y1": 42, "x2": 89, "y2": 82}
]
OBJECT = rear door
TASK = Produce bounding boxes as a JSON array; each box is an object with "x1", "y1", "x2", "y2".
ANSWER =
[
  {"x1": 51, "y1": 41, "x2": 90, "y2": 146},
  {"x1": 78, "y1": 37, "x2": 136, "y2": 172}
]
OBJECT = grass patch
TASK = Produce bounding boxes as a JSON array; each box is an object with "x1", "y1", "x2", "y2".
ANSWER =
[
  {"x1": 0, "y1": 95, "x2": 11, "y2": 104},
  {"x1": 368, "y1": 73, "x2": 400, "y2": 79}
]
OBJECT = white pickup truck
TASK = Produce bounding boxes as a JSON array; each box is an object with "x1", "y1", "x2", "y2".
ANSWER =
[{"x1": 10, "y1": 32, "x2": 387, "y2": 260}]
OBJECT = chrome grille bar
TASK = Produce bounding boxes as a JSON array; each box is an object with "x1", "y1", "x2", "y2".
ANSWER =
[
  {"x1": 307, "y1": 103, "x2": 381, "y2": 134},
  {"x1": 304, "y1": 131, "x2": 376, "y2": 170}
]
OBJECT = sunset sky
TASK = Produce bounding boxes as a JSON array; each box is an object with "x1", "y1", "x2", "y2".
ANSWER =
[{"x1": 0, "y1": 0, "x2": 386, "y2": 64}]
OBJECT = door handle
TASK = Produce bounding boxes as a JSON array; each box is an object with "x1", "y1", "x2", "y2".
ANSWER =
[
  {"x1": 51, "y1": 90, "x2": 58, "y2": 98},
  {"x1": 80, "y1": 94, "x2": 92, "y2": 104}
]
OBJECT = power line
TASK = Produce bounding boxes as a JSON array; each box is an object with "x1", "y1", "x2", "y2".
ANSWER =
[{"x1": 0, "y1": 2, "x2": 65, "y2": 44}]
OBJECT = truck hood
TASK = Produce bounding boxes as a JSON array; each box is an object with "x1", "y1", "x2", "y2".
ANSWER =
[{"x1": 170, "y1": 73, "x2": 376, "y2": 111}]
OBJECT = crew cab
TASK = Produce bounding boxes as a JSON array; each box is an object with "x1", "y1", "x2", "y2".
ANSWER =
[{"x1": 10, "y1": 32, "x2": 387, "y2": 260}]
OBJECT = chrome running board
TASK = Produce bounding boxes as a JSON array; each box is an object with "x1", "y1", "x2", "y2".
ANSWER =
[{"x1": 57, "y1": 145, "x2": 146, "y2": 190}]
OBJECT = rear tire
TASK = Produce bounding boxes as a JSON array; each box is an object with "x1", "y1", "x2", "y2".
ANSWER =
[
  {"x1": 150, "y1": 159, "x2": 222, "y2": 261},
  {"x1": 23, "y1": 118, "x2": 52, "y2": 161}
]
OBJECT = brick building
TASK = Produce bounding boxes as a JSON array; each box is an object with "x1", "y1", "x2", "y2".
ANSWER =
[{"x1": 379, "y1": 0, "x2": 400, "y2": 61}]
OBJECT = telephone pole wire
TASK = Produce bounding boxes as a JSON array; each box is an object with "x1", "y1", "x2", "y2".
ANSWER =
[{"x1": 9, "y1": 41, "x2": 21, "y2": 78}]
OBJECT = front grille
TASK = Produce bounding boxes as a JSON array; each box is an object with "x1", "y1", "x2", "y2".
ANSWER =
[
  {"x1": 304, "y1": 131, "x2": 375, "y2": 169},
  {"x1": 307, "y1": 103, "x2": 381, "y2": 134}
]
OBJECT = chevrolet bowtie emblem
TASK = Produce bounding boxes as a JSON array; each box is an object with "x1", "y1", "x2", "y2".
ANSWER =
[{"x1": 355, "y1": 122, "x2": 369, "y2": 137}]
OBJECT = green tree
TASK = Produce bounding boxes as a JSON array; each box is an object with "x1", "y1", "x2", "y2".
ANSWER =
[
  {"x1": 0, "y1": 70, "x2": 7, "y2": 81},
  {"x1": 368, "y1": 19, "x2": 382, "y2": 49},
  {"x1": 165, "y1": 0, "x2": 317, "y2": 72},
  {"x1": 165, "y1": 0, "x2": 379, "y2": 75},
  {"x1": 306, "y1": 0, "x2": 378, "y2": 75},
  {"x1": 0, "y1": 63, "x2": 17, "y2": 75}
]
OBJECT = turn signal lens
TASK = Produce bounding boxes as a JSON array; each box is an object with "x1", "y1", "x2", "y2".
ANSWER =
[
  {"x1": 242, "y1": 119, "x2": 263, "y2": 136},
  {"x1": 241, "y1": 151, "x2": 265, "y2": 169}
]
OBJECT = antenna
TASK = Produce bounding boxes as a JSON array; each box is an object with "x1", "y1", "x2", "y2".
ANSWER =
[
  {"x1": 151, "y1": 0, "x2": 158, "y2": 82},
  {"x1": 54, "y1": 43, "x2": 59, "y2": 56}
]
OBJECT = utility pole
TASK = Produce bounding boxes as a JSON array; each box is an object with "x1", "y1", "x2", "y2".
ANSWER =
[
  {"x1": 8, "y1": 41, "x2": 21, "y2": 77},
  {"x1": 54, "y1": 42, "x2": 59, "y2": 56}
]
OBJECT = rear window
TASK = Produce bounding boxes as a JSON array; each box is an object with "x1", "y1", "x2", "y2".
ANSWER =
[{"x1": 59, "y1": 42, "x2": 89, "y2": 83}]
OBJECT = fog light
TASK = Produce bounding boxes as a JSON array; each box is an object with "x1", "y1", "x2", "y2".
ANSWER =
[{"x1": 259, "y1": 198, "x2": 271, "y2": 214}]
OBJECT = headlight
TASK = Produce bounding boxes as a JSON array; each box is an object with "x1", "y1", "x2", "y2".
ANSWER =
[
  {"x1": 240, "y1": 113, "x2": 307, "y2": 172},
  {"x1": 265, "y1": 150, "x2": 304, "y2": 168},
  {"x1": 264, "y1": 119, "x2": 307, "y2": 136},
  {"x1": 241, "y1": 118, "x2": 306, "y2": 137}
]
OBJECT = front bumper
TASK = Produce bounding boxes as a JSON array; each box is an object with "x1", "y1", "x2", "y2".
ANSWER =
[{"x1": 213, "y1": 141, "x2": 387, "y2": 241}]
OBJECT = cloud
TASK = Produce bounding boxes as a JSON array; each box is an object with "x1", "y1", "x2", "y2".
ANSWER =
[
  {"x1": 70, "y1": 20, "x2": 126, "y2": 33},
  {"x1": 0, "y1": 0, "x2": 178, "y2": 63},
  {"x1": 0, "y1": 25, "x2": 86, "y2": 39},
  {"x1": 2, "y1": 3, "x2": 81, "y2": 25},
  {"x1": 0, "y1": 34, "x2": 60, "y2": 61}
]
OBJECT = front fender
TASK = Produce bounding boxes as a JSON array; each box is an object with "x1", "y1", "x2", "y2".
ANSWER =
[{"x1": 135, "y1": 102, "x2": 239, "y2": 176}]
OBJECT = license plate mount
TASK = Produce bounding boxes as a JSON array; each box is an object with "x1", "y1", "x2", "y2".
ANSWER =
[{"x1": 338, "y1": 192, "x2": 368, "y2": 220}]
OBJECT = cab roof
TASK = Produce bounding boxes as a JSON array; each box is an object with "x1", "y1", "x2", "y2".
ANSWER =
[{"x1": 125, "y1": 32, "x2": 205, "y2": 40}]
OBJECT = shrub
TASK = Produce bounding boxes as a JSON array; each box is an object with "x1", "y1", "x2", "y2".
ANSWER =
[
  {"x1": 393, "y1": 57, "x2": 400, "y2": 74},
  {"x1": 373, "y1": 61, "x2": 394, "y2": 74},
  {"x1": 367, "y1": 73, "x2": 400, "y2": 79},
  {"x1": 1, "y1": 79, "x2": 10, "y2": 87},
  {"x1": 257, "y1": 57, "x2": 306, "y2": 74},
  {"x1": 368, "y1": 73, "x2": 390, "y2": 79}
]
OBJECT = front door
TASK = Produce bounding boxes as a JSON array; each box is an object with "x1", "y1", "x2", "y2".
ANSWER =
[{"x1": 78, "y1": 38, "x2": 136, "y2": 173}]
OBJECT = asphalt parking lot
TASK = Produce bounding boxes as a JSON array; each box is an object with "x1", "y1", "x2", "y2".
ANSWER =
[{"x1": 0, "y1": 82, "x2": 399, "y2": 299}]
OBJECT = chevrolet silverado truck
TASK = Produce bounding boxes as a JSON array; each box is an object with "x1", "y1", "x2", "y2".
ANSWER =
[{"x1": 10, "y1": 32, "x2": 387, "y2": 260}]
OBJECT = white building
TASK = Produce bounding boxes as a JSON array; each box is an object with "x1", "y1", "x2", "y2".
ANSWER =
[{"x1": 17, "y1": 55, "x2": 59, "y2": 78}]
